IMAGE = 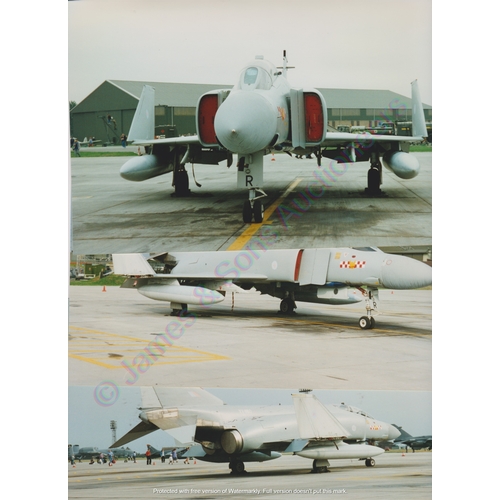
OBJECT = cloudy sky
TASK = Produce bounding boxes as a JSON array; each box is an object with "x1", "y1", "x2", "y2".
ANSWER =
[{"x1": 68, "y1": 0, "x2": 432, "y2": 104}]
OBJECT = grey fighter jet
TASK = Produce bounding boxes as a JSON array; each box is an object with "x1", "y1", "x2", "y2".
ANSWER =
[
  {"x1": 120, "y1": 51, "x2": 428, "y2": 223},
  {"x1": 393, "y1": 426, "x2": 432, "y2": 452},
  {"x1": 112, "y1": 246, "x2": 431, "y2": 329},
  {"x1": 68, "y1": 444, "x2": 136, "y2": 463},
  {"x1": 111, "y1": 387, "x2": 400, "y2": 474}
]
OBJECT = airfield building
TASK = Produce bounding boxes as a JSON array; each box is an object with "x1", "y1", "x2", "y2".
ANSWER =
[{"x1": 70, "y1": 80, "x2": 432, "y2": 145}]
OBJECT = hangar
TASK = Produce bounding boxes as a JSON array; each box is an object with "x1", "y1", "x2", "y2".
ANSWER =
[{"x1": 69, "y1": 80, "x2": 432, "y2": 145}]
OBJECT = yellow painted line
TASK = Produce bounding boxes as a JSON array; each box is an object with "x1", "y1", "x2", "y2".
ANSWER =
[
  {"x1": 226, "y1": 177, "x2": 303, "y2": 251},
  {"x1": 69, "y1": 326, "x2": 229, "y2": 368}
]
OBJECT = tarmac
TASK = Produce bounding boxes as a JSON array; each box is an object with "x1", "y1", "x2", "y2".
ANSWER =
[
  {"x1": 70, "y1": 151, "x2": 431, "y2": 254},
  {"x1": 68, "y1": 148, "x2": 432, "y2": 496},
  {"x1": 68, "y1": 451, "x2": 432, "y2": 499},
  {"x1": 69, "y1": 285, "x2": 431, "y2": 390}
]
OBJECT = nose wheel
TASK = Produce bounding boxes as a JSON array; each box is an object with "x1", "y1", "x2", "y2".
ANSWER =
[
  {"x1": 357, "y1": 287, "x2": 379, "y2": 329},
  {"x1": 242, "y1": 188, "x2": 266, "y2": 223}
]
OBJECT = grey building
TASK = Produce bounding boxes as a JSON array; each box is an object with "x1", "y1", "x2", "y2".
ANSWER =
[{"x1": 70, "y1": 80, "x2": 431, "y2": 145}]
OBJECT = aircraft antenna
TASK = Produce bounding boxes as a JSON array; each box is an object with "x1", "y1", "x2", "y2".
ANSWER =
[{"x1": 278, "y1": 50, "x2": 294, "y2": 78}]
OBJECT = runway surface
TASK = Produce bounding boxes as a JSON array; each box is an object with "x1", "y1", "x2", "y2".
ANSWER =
[
  {"x1": 69, "y1": 285, "x2": 431, "y2": 391},
  {"x1": 68, "y1": 451, "x2": 431, "y2": 499},
  {"x1": 70, "y1": 151, "x2": 431, "y2": 254}
]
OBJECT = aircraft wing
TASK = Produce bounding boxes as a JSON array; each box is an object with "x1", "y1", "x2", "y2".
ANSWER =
[
  {"x1": 131, "y1": 136, "x2": 202, "y2": 147},
  {"x1": 321, "y1": 131, "x2": 424, "y2": 147}
]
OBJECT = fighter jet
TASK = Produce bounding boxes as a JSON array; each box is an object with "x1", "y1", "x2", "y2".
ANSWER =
[
  {"x1": 120, "y1": 51, "x2": 428, "y2": 223},
  {"x1": 110, "y1": 387, "x2": 400, "y2": 474},
  {"x1": 68, "y1": 444, "x2": 136, "y2": 463},
  {"x1": 393, "y1": 426, "x2": 432, "y2": 452},
  {"x1": 112, "y1": 246, "x2": 431, "y2": 329}
]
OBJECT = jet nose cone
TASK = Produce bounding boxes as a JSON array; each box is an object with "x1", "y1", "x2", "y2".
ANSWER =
[
  {"x1": 214, "y1": 91, "x2": 277, "y2": 154},
  {"x1": 388, "y1": 424, "x2": 401, "y2": 440},
  {"x1": 381, "y1": 255, "x2": 432, "y2": 289}
]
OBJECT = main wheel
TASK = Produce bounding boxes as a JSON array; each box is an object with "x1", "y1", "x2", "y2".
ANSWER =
[
  {"x1": 359, "y1": 316, "x2": 372, "y2": 329},
  {"x1": 280, "y1": 298, "x2": 294, "y2": 314},
  {"x1": 175, "y1": 170, "x2": 190, "y2": 196},
  {"x1": 243, "y1": 200, "x2": 253, "y2": 223},
  {"x1": 253, "y1": 200, "x2": 264, "y2": 223},
  {"x1": 365, "y1": 458, "x2": 375, "y2": 467},
  {"x1": 367, "y1": 168, "x2": 380, "y2": 192}
]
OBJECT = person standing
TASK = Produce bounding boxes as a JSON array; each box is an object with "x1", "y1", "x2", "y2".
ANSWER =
[
  {"x1": 146, "y1": 445, "x2": 152, "y2": 465},
  {"x1": 73, "y1": 139, "x2": 81, "y2": 157}
]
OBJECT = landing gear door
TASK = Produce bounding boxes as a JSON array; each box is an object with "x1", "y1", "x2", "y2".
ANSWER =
[{"x1": 236, "y1": 151, "x2": 264, "y2": 189}]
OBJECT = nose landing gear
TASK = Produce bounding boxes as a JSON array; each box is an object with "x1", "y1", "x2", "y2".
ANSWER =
[
  {"x1": 357, "y1": 288, "x2": 379, "y2": 329},
  {"x1": 243, "y1": 188, "x2": 266, "y2": 223}
]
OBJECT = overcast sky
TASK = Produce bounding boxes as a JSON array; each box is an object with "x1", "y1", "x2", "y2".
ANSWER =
[{"x1": 68, "y1": 0, "x2": 432, "y2": 105}]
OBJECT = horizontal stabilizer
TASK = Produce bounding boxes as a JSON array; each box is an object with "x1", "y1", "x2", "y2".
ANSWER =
[
  {"x1": 111, "y1": 420, "x2": 159, "y2": 448},
  {"x1": 112, "y1": 254, "x2": 156, "y2": 276},
  {"x1": 129, "y1": 85, "x2": 155, "y2": 142},
  {"x1": 292, "y1": 393, "x2": 349, "y2": 440}
]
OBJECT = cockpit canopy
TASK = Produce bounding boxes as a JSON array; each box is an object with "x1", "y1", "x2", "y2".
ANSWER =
[
  {"x1": 336, "y1": 403, "x2": 373, "y2": 418},
  {"x1": 235, "y1": 57, "x2": 277, "y2": 91}
]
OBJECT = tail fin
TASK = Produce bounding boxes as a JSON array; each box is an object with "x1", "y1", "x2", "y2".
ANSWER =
[
  {"x1": 411, "y1": 80, "x2": 427, "y2": 138},
  {"x1": 393, "y1": 425, "x2": 413, "y2": 441},
  {"x1": 112, "y1": 254, "x2": 156, "y2": 276},
  {"x1": 292, "y1": 393, "x2": 349, "y2": 440},
  {"x1": 128, "y1": 85, "x2": 155, "y2": 141}
]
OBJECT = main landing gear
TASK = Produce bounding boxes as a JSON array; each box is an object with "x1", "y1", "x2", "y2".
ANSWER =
[
  {"x1": 279, "y1": 293, "x2": 297, "y2": 314},
  {"x1": 365, "y1": 458, "x2": 376, "y2": 467},
  {"x1": 358, "y1": 288, "x2": 379, "y2": 330},
  {"x1": 229, "y1": 458, "x2": 246, "y2": 474},
  {"x1": 365, "y1": 153, "x2": 382, "y2": 195},
  {"x1": 170, "y1": 303, "x2": 189, "y2": 317},
  {"x1": 311, "y1": 459, "x2": 330, "y2": 473}
]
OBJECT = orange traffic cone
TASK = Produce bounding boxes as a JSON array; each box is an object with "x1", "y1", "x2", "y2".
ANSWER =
[
  {"x1": 271, "y1": 154, "x2": 275, "y2": 161},
  {"x1": 102, "y1": 285, "x2": 106, "y2": 292}
]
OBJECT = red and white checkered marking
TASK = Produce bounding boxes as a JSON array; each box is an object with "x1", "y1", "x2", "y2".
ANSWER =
[{"x1": 340, "y1": 261, "x2": 366, "y2": 269}]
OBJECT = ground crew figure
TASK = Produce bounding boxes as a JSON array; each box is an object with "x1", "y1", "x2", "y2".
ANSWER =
[
  {"x1": 161, "y1": 449, "x2": 165, "y2": 463},
  {"x1": 146, "y1": 446, "x2": 152, "y2": 465},
  {"x1": 73, "y1": 139, "x2": 81, "y2": 157},
  {"x1": 133, "y1": 451, "x2": 137, "y2": 463},
  {"x1": 171, "y1": 448, "x2": 178, "y2": 463}
]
